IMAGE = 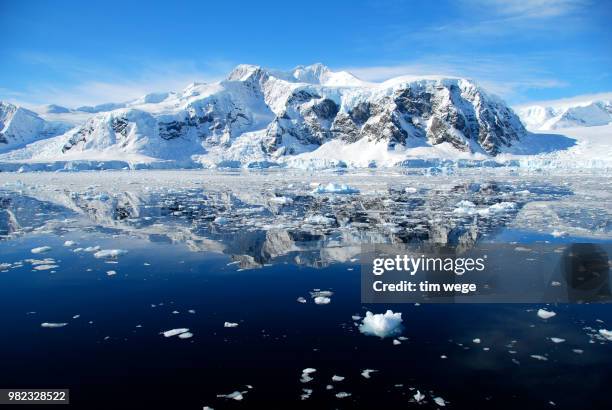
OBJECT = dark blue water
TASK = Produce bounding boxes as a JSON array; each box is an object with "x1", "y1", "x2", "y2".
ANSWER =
[{"x1": 0, "y1": 227, "x2": 611, "y2": 409}]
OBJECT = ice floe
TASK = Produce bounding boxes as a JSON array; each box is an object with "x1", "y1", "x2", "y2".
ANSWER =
[
  {"x1": 216, "y1": 391, "x2": 245, "y2": 401},
  {"x1": 300, "y1": 368, "x2": 317, "y2": 383},
  {"x1": 537, "y1": 309, "x2": 557, "y2": 319},
  {"x1": 361, "y1": 369, "x2": 377, "y2": 379},
  {"x1": 599, "y1": 329, "x2": 612, "y2": 341},
  {"x1": 359, "y1": 310, "x2": 403, "y2": 338},
  {"x1": 224, "y1": 322, "x2": 239, "y2": 328},
  {"x1": 93, "y1": 249, "x2": 128, "y2": 259},
  {"x1": 162, "y1": 328, "x2": 190, "y2": 337},
  {"x1": 41, "y1": 322, "x2": 67, "y2": 328},
  {"x1": 31, "y1": 246, "x2": 52, "y2": 254},
  {"x1": 312, "y1": 183, "x2": 359, "y2": 195}
]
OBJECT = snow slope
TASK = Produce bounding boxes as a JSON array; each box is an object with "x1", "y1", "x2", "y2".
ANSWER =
[
  {"x1": 517, "y1": 97, "x2": 612, "y2": 130},
  {"x1": 0, "y1": 102, "x2": 70, "y2": 153},
  {"x1": 0, "y1": 64, "x2": 609, "y2": 170}
]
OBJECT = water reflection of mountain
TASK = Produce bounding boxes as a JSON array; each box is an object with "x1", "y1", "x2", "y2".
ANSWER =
[{"x1": 0, "y1": 180, "x2": 572, "y2": 268}]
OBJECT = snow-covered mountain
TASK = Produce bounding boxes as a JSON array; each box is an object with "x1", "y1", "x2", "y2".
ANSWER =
[
  {"x1": 1, "y1": 64, "x2": 537, "y2": 168},
  {"x1": 0, "y1": 102, "x2": 70, "y2": 152},
  {"x1": 517, "y1": 98, "x2": 612, "y2": 130}
]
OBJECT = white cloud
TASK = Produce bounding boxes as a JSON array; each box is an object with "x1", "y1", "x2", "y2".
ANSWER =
[
  {"x1": 470, "y1": 0, "x2": 588, "y2": 19},
  {"x1": 340, "y1": 55, "x2": 568, "y2": 102},
  {"x1": 513, "y1": 91, "x2": 612, "y2": 109},
  {"x1": 2, "y1": 52, "x2": 233, "y2": 107}
]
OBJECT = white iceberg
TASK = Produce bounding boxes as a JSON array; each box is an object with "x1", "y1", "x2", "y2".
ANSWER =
[
  {"x1": 537, "y1": 308, "x2": 556, "y2": 319},
  {"x1": 599, "y1": 329, "x2": 612, "y2": 341},
  {"x1": 312, "y1": 183, "x2": 359, "y2": 195},
  {"x1": 162, "y1": 328, "x2": 190, "y2": 337},
  {"x1": 93, "y1": 249, "x2": 128, "y2": 259},
  {"x1": 41, "y1": 322, "x2": 67, "y2": 328},
  {"x1": 359, "y1": 310, "x2": 403, "y2": 338}
]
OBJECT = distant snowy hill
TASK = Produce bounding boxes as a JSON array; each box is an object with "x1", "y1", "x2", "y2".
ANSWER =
[
  {"x1": 516, "y1": 97, "x2": 612, "y2": 130},
  {"x1": 0, "y1": 102, "x2": 70, "y2": 152}
]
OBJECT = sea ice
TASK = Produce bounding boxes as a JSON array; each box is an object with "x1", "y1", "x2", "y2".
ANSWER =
[
  {"x1": 314, "y1": 296, "x2": 331, "y2": 305},
  {"x1": 63, "y1": 240, "x2": 77, "y2": 247},
  {"x1": 361, "y1": 369, "x2": 377, "y2": 379},
  {"x1": 335, "y1": 392, "x2": 351, "y2": 398},
  {"x1": 312, "y1": 183, "x2": 359, "y2": 195},
  {"x1": 93, "y1": 249, "x2": 128, "y2": 259},
  {"x1": 413, "y1": 391, "x2": 425, "y2": 402},
  {"x1": 178, "y1": 332, "x2": 193, "y2": 339},
  {"x1": 537, "y1": 309, "x2": 557, "y2": 319},
  {"x1": 31, "y1": 246, "x2": 52, "y2": 254},
  {"x1": 41, "y1": 322, "x2": 67, "y2": 328},
  {"x1": 433, "y1": 396, "x2": 447, "y2": 406},
  {"x1": 331, "y1": 375, "x2": 345, "y2": 382},
  {"x1": 530, "y1": 355, "x2": 549, "y2": 361},
  {"x1": 224, "y1": 322, "x2": 239, "y2": 328},
  {"x1": 216, "y1": 391, "x2": 244, "y2": 401},
  {"x1": 599, "y1": 329, "x2": 612, "y2": 341},
  {"x1": 550, "y1": 337, "x2": 566, "y2": 343},
  {"x1": 359, "y1": 310, "x2": 403, "y2": 338},
  {"x1": 33, "y1": 264, "x2": 58, "y2": 271},
  {"x1": 162, "y1": 328, "x2": 190, "y2": 337}
]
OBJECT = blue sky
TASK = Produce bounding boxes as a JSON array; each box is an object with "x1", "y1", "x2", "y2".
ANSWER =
[{"x1": 1, "y1": 0, "x2": 611, "y2": 107}]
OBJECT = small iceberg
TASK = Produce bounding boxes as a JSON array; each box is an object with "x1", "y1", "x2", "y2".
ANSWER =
[
  {"x1": 41, "y1": 322, "x2": 67, "y2": 328},
  {"x1": 162, "y1": 328, "x2": 190, "y2": 337},
  {"x1": 537, "y1": 308, "x2": 556, "y2": 319},
  {"x1": 312, "y1": 183, "x2": 359, "y2": 195},
  {"x1": 93, "y1": 249, "x2": 128, "y2": 259},
  {"x1": 359, "y1": 310, "x2": 403, "y2": 338}
]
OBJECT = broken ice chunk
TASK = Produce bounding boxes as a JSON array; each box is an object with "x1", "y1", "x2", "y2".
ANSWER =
[
  {"x1": 312, "y1": 183, "x2": 359, "y2": 195},
  {"x1": 599, "y1": 329, "x2": 612, "y2": 341},
  {"x1": 359, "y1": 310, "x2": 403, "y2": 338},
  {"x1": 361, "y1": 369, "x2": 377, "y2": 379},
  {"x1": 93, "y1": 249, "x2": 128, "y2": 259},
  {"x1": 216, "y1": 391, "x2": 245, "y2": 401},
  {"x1": 433, "y1": 396, "x2": 447, "y2": 406},
  {"x1": 41, "y1": 322, "x2": 67, "y2": 328},
  {"x1": 335, "y1": 392, "x2": 351, "y2": 399},
  {"x1": 162, "y1": 328, "x2": 190, "y2": 337},
  {"x1": 31, "y1": 246, "x2": 52, "y2": 254},
  {"x1": 537, "y1": 309, "x2": 556, "y2": 319},
  {"x1": 224, "y1": 322, "x2": 239, "y2": 328},
  {"x1": 314, "y1": 296, "x2": 331, "y2": 305},
  {"x1": 413, "y1": 390, "x2": 425, "y2": 402},
  {"x1": 331, "y1": 375, "x2": 345, "y2": 382},
  {"x1": 550, "y1": 337, "x2": 565, "y2": 343}
]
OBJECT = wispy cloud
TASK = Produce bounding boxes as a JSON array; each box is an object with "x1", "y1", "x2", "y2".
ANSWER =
[
  {"x1": 470, "y1": 0, "x2": 588, "y2": 19},
  {"x1": 513, "y1": 91, "x2": 612, "y2": 108},
  {"x1": 341, "y1": 54, "x2": 569, "y2": 103},
  {"x1": 2, "y1": 52, "x2": 234, "y2": 107}
]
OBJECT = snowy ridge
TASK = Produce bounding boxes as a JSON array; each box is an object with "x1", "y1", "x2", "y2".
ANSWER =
[
  {"x1": 517, "y1": 97, "x2": 612, "y2": 130},
  {"x1": 0, "y1": 102, "x2": 70, "y2": 152},
  {"x1": 1, "y1": 64, "x2": 607, "y2": 170}
]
